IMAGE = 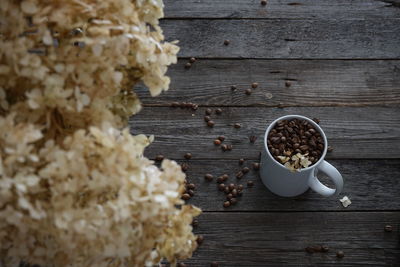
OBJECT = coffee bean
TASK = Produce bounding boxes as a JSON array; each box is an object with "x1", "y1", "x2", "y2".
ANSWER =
[
  {"x1": 204, "y1": 115, "x2": 211, "y2": 122},
  {"x1": 231, "y1": 188, "x2": 238, "y2": 197},
  {"x1": 224, "y1": 40, "x2": 230, "y2": 45},
  {"x1": 207, "y1": 120, "x2": 215, "y2": 127},
  {"x1": 313, "y1": 245, "x2": 323, "y2": 252},
  {"x1": 182, "y1": 193, "x2": 191, "y2": 200},
  {"x1": 321, "y1": 246, "x2": 329, "y2": 252},
  {"x1": 238, "y1": 184, "x2": 244, "y2": 190},
  {"x1": 211, "y1": 261, "x2": 219, "y2": 267},
  {"x1": 251, "y1": 82, "x2": 258, "y2": 89},
  {"x1": 336, "y1": 250, "x2": 344, "y2": 258},
  {"x1": 281, "y1": 136, "x2": 287, "y2": 142},
  {"x1": 300, "y1": 145, "x2": 309, "y2": 151},
  {"x1": 214, "y1": 139, "x2": 221, "y2": 145},
  {"x1": 155, "y1": 154, "x2": 164, "y2": 161},
  {"x1": 242, "y1": 167, "x2": 250, "y2": 174},
  {"x1": 309, "y1": 128, "x2": 316, "y2": 135},
  {"x1": 222, "y1": 174, "x2": 228, "y2": 181},
  {"x1": 196, "y1": 235, "x2": 204, "y2": 245},
  {"x1": 226, "y1": 193, "x2": 233, "y2": 200},
  {"x1": 223, "y1": 201, "x2": 231, "y2": 207},
  {"x1": 189, "y1": 57, "x2": 196, "y2": 63},
  {"x1": 295, "y1": 148, "x2": 301, "y2": 154},
  {"x1": 327, "y1": 146, "x2": 333, "y2": 152},
  {"x1": 224, "y1": 186, "x2": 230, "y2": 194},
  {"x1": 239, "y1": 158, "x2": 245, "y2": 165},
  {"x1": 261, "y1": 0, "x2": 267, "y2": 6},
  {"x1": 384, "y1": 225, "x2": 393, "y2": 232},
  {"x1": 203, "y1": 174, "x2": 213, "y2": 182},
  {"x1": 305, "y1": 247, "x2": 315, "y2": 253},
  {"x1": 227, "y1": 144, "x2": 233, "y2": 151},
  {"x1": 274, "y1": 149, "x2": 280, "y2": 156},
  {"x1": 215, "y1": 108, "x2": 222, "y2": 115},
  {"x1": 192, "y1": 219, "x2": 199, "y2": 227},
  {"x1": 218, "y1": 183, "x2": 225, "y2": 191},
  {"x1": 221, "y1": 144, "x2": 228, "y2": 151},
  {"x1": 230, "y1": 198, "x2": 237, "y2": 205},
  {"x1": 252, "y1": 162, "x2": 260, "y2": 170},
  {"x1": 181, "y1": 163, "x2": 189, "y2": 172},
  {"x1": 247, "y1": 180, "x2": 254, "y2": 187},
  {"x1": 249, "y1": 135, "x2": 257, "y2": 143},
  {"x1": 218, "y1": 136, "x2": 225, "y2": 142},
  {"x1": 309, "y1": 139, "x2": 317, "y2": 147},
  {"x1": 234, "y1": 123, "x2": 241, "y2": 128},
  {"x1": 205, "y1": 108, "x2": 212, "y2": 115},
  {"x1": 185, "y1": 62, "x2": 191, "y2": 69},
  {"x1": 184, "y1": 153, "x2": 192, "y2": 160},
  {"x1": 188, "y1": 189, "x2": 194, "y2": 196},
  {"x1": 293, "y1": 143, "x2": 300, "y2": 149},
  {"x1": 236, "y1": 171, "x2": 244, "y2": 179},
  {"x1": 245, "y1": 88, "x2": 252, "y2": 95},
  {"x1": 271, "y1": 137, "x2": 280, "y2": 144},
  {"x1": 229, "y1": 183, "x2": 235, "y2": 191},
  {"x1": 285, "y1": 81, "x2": 291, "y2": 87},
  {"x1": 231, "y1": 85, "x2": 237, "y2": 91},
  {"x1": 217, "y1": 176, "x2": 224, "y2": 183},
  {"x1": 187, "y1": 183, "x2": 195, "y2": 190}
]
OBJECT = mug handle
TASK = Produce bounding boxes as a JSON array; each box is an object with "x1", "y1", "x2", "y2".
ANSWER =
[{"x1": 308, "y1": 160, "x2": 343, "y2": 197}]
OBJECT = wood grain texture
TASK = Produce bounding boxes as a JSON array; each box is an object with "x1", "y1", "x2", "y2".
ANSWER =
[
  {"x1": 181, "y1": 212, "x2": 400, "y2": 266},
  {"x1": 135, "y1": 59, "x2": 400, "y2": 106},
  {"x1": 129, "y1": 107, "x2": 400, "y2": 159},
  {"x1": 160, "y1": 19, "x2": 400, "y2": 59},
  {"x1": 163, "y1": 0, "x2": 400, "y2": 19},
  {"x1": 174, "y1": 159, "x2": 400, "y2": 211}
]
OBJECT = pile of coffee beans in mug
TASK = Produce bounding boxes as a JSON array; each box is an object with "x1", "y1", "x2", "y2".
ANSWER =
[{"x1": 267, "y1": 118, "x2": 324, "y2": 170}]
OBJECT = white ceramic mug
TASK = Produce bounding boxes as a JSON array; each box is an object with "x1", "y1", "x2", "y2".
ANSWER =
[{"x1": 260, "y1": 115, "x2": 343, "y2": 197}]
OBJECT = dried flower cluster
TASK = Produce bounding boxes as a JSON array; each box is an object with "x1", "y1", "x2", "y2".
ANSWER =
[
  {"x1": 0, "y1": 0, "x2": 200, "y2": 266},
  {"x1": 278, "y1": 153, "x2": 312, "y2": 172}
]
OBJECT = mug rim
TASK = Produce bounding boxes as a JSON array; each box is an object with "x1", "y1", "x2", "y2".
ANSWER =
[{"x1": 263, "y1": 114, "x2": 328, "y2": 172}]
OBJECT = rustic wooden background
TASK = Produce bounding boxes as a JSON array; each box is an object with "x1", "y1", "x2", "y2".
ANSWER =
[{"x1": 131, "y1": 0, "x2": 400, "y2": 266}]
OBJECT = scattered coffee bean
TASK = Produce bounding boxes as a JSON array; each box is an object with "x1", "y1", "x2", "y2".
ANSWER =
[
  {"x1": 285, "y1": 81, "x2": 291, "y2": 87},
  {"x1": 239, "y1": 158, "x2": 245, "y2": 165},
  {"x1": 196, "y1": 235, "x2": 204, "y2": 245},
  {"x1": 231, "y1": 85, "x2": 237, "y2": 91},
  {"x1": 207, "y1": 120, "x2": 215, "y2": 127},
  {"x1": 204, "y1": 115, "x2": 211, "y2": 122},
  {"x1": 181, "y1": 163, "x2": 189, "y2": 172},
  {"x1": 384, "y1": 225, "x2": 393, "y2": 232},
  {"x1": 187, "y1": 189, "x2": 195, "y2": 196},
  {"x1": 245, "y1": 88, "x2": 252, "y2": 95},
  {"x1": 230, "y1": 198, "x2": 237, "y2": 205},
  {"x1": 226, "y1": 193, "x2": 233, "y2": 200},
  {"x1": 327, "y1": 146, "x2": 333, "y2": 152},
  {"x1": 222, "y1": 174, "x2": 229, "y2": 181},
  {"x1": 336, "y1": 250, "x2": 344, "y2": 258},
  {"x1": 305, "y1": 246, "x2": 315, "y2": 253},
  {"x1": 231, "y1": 188, "x2": 238, "y2": 197},
  {"x1": 313, "y1": 245, "x2": 323, "y2": 252},
  {"x1": 218, "y1": 136, "x2": 225, "y2": 142},
  {"x1": 249, "y1": 135, "x2": 257, "y2": 143},
  {"x1": 261, "y1": 0, "x2": 267, "y2": 5},
  {"x1": 251, "y1": 82, "x2": 258, "y2": 89},
  {"x1": 217, "y1": 176, "x2": 224, "y2": 183},
  {"x1": 155, "y1": 154, "x2": 164, "y2": 161},
  {"x1": 224, "y1": 186, "x2": 230, "y2": 194},
  {"x1": 223, "y1": 201, "x2": 231, "y2": 207},
  {"x1": 236, "y1": 171, "x2": 244, "y2": 179},
  {"x1": 252, "y1": 162, "x2": 260, "y2": 170},
  {"x1": 238, "y1": 184, "x2": 244, "y2": 191},
  {"x1": 205, "y1": 108, "x2": 212, "y2": 115},
  {"x1": 247, "y1": 180, "x2": 254, "y2": 187},
  {"x1": 221, "y1": 144, "x2": 228, "y2": 151},
  {"x1": 218, "y1": 183, "x2": 225, "y2": 191},
  {"x1": 224, "y1": 40, "x2": 230, "y2": 45},
  {"x1": 214, "y1": 139, "x2": 221, "y2": 145},
  {"x1": 184, "y1": 153, "x2": 192, "y2": 160},
  {"x1": 192, "y1": 219, "x2": 199, "y2": 227},
  {"x1": 185, "y1": 62, "x2": 191, "y2": 69},
  {"x1": 242, "y1": 167, "x2": 250, "y2": 174},
  {"x1": 182, "y1": 193, "x2": 191, "y2": 200},
  {"x1": 312, "y1": 118, "x2": 320, "y2": 124},
  {"x1": 187, "y1": 183, "x2": 195, "y2": 190},
  {"x1": 234, "y1": 123, "x2": 241, "y2": 128},
  {"x1": 215, "y1": 108, "x2": 222, "y2": 115},
  {"x1": 228, "y1": 183, "x2": 235, "y2": 191},
  {"x1": 189, "y1": 57, "x2": 196, "y2": 63},
  {"x1": 321, "y1": 246, "x2": 329, "y2": 252},
  {"x1": 211, "y1": 261, "x2": 219, "y2": 267},
  {"x1": 227, "y1": 144, "x2": 233, "y2": 151}
]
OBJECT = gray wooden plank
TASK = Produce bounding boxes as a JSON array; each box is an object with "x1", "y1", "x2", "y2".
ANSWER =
[
  {"x1": 181, "y1": 212, "x2": 400, "y2": 266},
  {"x1": 163, "y1": 0, "x2": 400, "y2": 19},
  {"x1": 160, "y1": 19, "x2": 400, "y2": 59},
  {"x1": 174, "y1": 159, "x2": 400, "y2": 211},
  {"x1": 129, "y1": 107, "x2": 400, "y2": 159},
  {"x1": 135, "y1": 59, "x2": 400, "y2": 106}
]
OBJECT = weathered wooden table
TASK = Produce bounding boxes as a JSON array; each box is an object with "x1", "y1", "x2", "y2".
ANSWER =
[{"x1": 131, "y1": 1, "x2": 400, "y2": 266}]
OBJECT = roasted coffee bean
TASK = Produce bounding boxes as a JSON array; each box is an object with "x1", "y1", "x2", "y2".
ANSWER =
[
  {"x1": 224, "y1": 39, "x2": 230, "y2": 45},
  {"x1": 236, "y1": 171, "x2": 244, "y2": 179},
  {"x1": 218, "y1": 135, "x2": 225, "y2": 142},
  {"x1": 215, "y1": 108, "x2": 222, "y2": 115},
  {"x1": 309, "y1": 157, "x2": 315, "y2": 162},
  {"x1": 247, "y1": 180, "x2": 254, "y2": 187},
  {"x1": 271, "y1": 137, "x2": 280, "y2": 144},
  {"x1": 238, "y1": 184, "x2": 244, "y2": 191},
  {"x1": 204, "y1": 115, "x2": 211, "y2": 122},
  {"x1": 205, "y1": 174, "x2": 213, "y2": 181},
  {"x1": 192, "y1": 219, "x2": 199, "y2": 227},
  {"x1": 189, "y1": 57, "x2": 196, "y2": 63},
  {"x1": 239, "y1": 158, "x2": 245, "y2": 165},
  {"x1": 245, "y1": 88, "x2": 252, "y2": 95},
  {"x1": 311, "y1": 151, "x2": 318, "y2": 156},
  {"x1": 293, "y1": 143, "x2": 300, "y2": 149},
  {"x1": 234, "y1": 123, "x2": 241, "y2": 128},
  {"x1": 285, "y1": 81, "x2": 291, "y2": 87},
  {"x1": 327, "y1": 146, "x2": 333, "y2": 152},
  {"x1": 211, "y1": 261, "x2": 219, "y2": 267},
  {"x1": 300, "y1": 145, "x2": 309, "y2": 151},
  {"x1": 305, "y1": 247, "x2": 315, "y2": 253},
  {"x1": 230, "y1": 198, "x2": 237, "y2": 205},
  {"x1": 309, "y1": 128, "x2": 316, "y2": 135},
  {"x1": 188, "y1": 189, "x2": 194, "y2": 196},
  {"x1": 242, "y1": 167, "x2": 250, "y2": 174},
  {"x1": 227, "y1": 144, "x2": 233, "y2": 151},
  {"x1": 221, "y1": 144, "x2": 228, "y2": 151},
  {"x1": 217, "y1": 177, "x2": 224, "y2": 183},
  {"x1": 229, "y1": 183, "x2": 235, "y2": 191},
  {"x1": 182, "y1": 193, "x2": 191, "y2": 200},
  {"x1": 283, "y1": 150, "x2": 292, "y2": 156},
  {"x1": 218, "y1": 183, "x2": 225, "y2": 191},
  {"x1": 249, "y1": 135, "x2": 257, "y2": 143},
  {"x1": 207, "y1": 120, "x2": 215, "y2": 127},
  {"x1": 251, "y1": 82, "x2": 258, "y2": 89},
  {"x1": 155, "y1": 154, "x2": 164, "y2": 161},
  {"x1": 281, "y1": 136, "x2": 287, "y2": 142},
  {"x1": 231, "y1": 85, "x2": 237, "y2": 91},
  {"x1": 336, "y1": 250, "x2": 344, "y2": 258},
  {"x1": 224, "y1": 186, "x2": 230, "y2": 194},
  {"x1": 222, "y1": 174, "x2": 229, "y2": 181},
  {"x1": 223, "y1": 201, "x2": 231, "y2": 208},
  {"x1": 196, "y1": 235, "x2": 204, "y2": 245},
  {"x1": 261, "y1": 0, "x2": 267, "y2": 6},
  {"x1": 313, "y1": 245, "x2": 323, "y2": 252},
  {"x1": 181, "y1": 163, "x2": 189, "y2": 172},
  {"x1": 226, "y1": 193, "x2": 233, "y2": 200},
  {"x1": 231, "y1": 189, "x2": 238, "y2": 197},
  {"x1": 187, "y1": 183, "x2": 195, "y2": 190},
  {"x1": 309, "y1": 139, "x2": 317, "y2": 147},
  {"x1": 295, "y1": 148, "x2": 301, "y2": 154},
  {"x1": 384, "y1": 225, "x2": 393, "y2": 232},
  {"x1": 321, "y1": 246, "x2": 329, "y2": 252},
  {"x1": 184, "y1": 153, "x2": 192, "y2": 160},
  {"x1": 214, "y1": 139, "x2": 221, "y2": 145},
  {"x1": 185, "y1": 62, "x2": 191, "y2": 69},
  {"x1": 312, "y1": 118, "x2": 320, "y2": 124},
  {"x1": 274, "y1": 149, "x2": 280, "y2": 156},
  {"x1": 205, "y1": 108, "x2": 212, "y2": 115},
  {"x1": 252, "y1": 162, "x2": 260, "y2": 170}
]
